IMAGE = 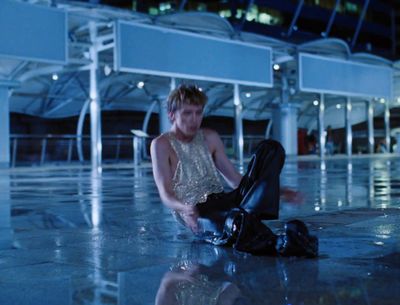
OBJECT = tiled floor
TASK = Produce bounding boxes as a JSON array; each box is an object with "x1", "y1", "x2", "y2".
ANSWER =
[{"x1": 0, "y1": 155, "x2": 399, "y2": 304}]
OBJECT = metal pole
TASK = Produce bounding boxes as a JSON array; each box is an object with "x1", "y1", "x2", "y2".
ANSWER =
[
  {"x1": 287, "y1": 0, "x2": 304, "y2": 37},
  {"x1": 234, "y1": 84, "x2": 244, "y2": 165},
  {"x1": 345, "y1": 97, "x2": 352, "y2": 156},
  {"x1": 367, "y1": 99, "x2": 374, "y2": 154},
  {"x1": 318, "y1": 94, "x2": 325, "y2": 158},
  {"x1": 11, "y1": 138, "x2": 17, "y2": 168},
  {"x1": 142, "y1": 100, "x2": 158, "y2": 134},
  {"x1": 0, "y1": 87, "x2": 10, "y2": 167},
  {"x1": 89, "y1": 21, "x2": 102, "y2": 172},
  {"x1": 323, "y1": 0, "x2": 340, "y2": 37},
  {"x1": 77, "y1": 99, "x2": 90, "y2": 163},
  {"x1": 265, "y1": 119, "x2": 272, "y2": 139},
  {"x1": 159, "y1": 79, "x2": 174, "y2": 134},
  {"x1": 351, "y1": 0, "x2": 370, "y2": 49},
  {"x1": 40, "y1": 138, "x2": 47, "y2": 165},
  {"x1": 384, "y1": 100, "x2": 391, "y2": 152}
]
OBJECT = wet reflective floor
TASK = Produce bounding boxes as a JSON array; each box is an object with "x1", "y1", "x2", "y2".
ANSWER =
[{"x1": 0, "y1": 155, "x2": 399, "y2": 305}]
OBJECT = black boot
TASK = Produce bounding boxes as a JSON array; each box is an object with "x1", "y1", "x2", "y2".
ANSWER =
[{"x1": 277, "y1": 220, "x2": 318, "y2": 258}]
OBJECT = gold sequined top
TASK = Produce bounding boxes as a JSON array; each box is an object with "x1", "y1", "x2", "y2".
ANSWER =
[
  {"x1": 175, "y1": 274, "x2": 227, "y2": 305},
  {"x1": 168, "y1": 130, "x2": 224, "y2": 208},
  {"x1": 170, "y1": 261, "x2": 228, "y2": 305}
]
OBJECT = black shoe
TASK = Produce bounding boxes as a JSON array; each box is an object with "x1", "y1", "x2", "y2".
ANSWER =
[{"x1": 277, "y1": 219, "x2": 318, "y2": 258}]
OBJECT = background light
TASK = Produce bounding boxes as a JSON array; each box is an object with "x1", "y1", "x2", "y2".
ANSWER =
[
  {"x1": 273, "y1": 64, "x2": 280, "y2": 71},
  {"x1": 336, "y1": 104, "x2": 342, "y2": 109},
  {"x1": 104, "y1": 65, "x2": 112, "y2": 76},
  {"x1": 137, "y1": 81, "x2": 145, "y2": 89},
  {"x1": 52, "y1": 73, "x2": 58, "y2": 81},
  {"x1": 313, "y1": 100, "x2": 319, "y2": 106},
  {"x1": 245, "y1": 92, "x2": 251, "y2": 98}
]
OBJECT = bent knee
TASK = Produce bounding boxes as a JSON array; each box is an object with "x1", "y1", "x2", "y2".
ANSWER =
[{"x1": 258, "y1": 139, "x2": 285, "y2": 158}]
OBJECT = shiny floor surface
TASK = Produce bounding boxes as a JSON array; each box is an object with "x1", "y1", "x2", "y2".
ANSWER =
[{"x1": 0, "y1": 156, "x2": 399, "y2": 305}]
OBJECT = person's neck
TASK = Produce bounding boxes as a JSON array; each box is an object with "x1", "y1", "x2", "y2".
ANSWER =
[{"x1": 171, "y1": 126, "x2": 198, "y2": 143}]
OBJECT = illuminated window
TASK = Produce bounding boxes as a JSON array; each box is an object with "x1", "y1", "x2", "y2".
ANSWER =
[
  {"x1": 148, "y1": 7, "x2": 159, "y2": 15},
  {"x1": 344, "y1": 1, "x2": 360, "y2": 14},
  {"x1": 245, "y1": 5, "x2": 258, "y2": 22},
  {"x1": 196, "y1": 3, "x2": 207, "y2": 12},
  {"x1": 219, "y1": 9, "x2": 231, "y2": 18}
]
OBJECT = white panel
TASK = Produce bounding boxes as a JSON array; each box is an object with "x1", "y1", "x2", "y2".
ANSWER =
[
  {"x1": 115, "y1": 21, "x2": 272, "y2": 87},
  {"x1": 299, "y1": 53, "x2": 393, "y2": 98}
]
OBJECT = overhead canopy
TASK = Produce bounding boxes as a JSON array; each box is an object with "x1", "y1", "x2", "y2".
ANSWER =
[{"x1": 0, "y1": 1, "x2": 397, "y2": 132}]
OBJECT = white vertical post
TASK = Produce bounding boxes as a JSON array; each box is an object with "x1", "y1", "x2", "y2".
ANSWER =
[
  {"x1": 159, "y1": 78, "x2": 174, "y2": 134},
  {"x1": 345, "y1": 97, "x2": 352, "y2": 156},
  {"x1": 233, "y1": 84, "x2": 244, "y2": 166},
  {"x1": 318, "y1": 94, "x2": 326, "y2": 158},
  {"x1": 0, "y1": 173, "x2": 11, "y2": 249},
  {"x1": 89, "y1": 21, "x2": 102, "y2": 172},
  {"x1": 0, "y1": 87, "x2": 10, "y2": 168},
  {"x1": 272, "y1": 104, "x2": 298, "y2": 155},
  {"x1": 384, "y1": 100, "x2": 391, "y2": 152},
  {"x1": 367, "y1": 99, "x2": 374, "y2": 154}
]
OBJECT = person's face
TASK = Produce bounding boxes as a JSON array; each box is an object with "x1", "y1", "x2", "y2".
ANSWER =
[{"x1": 170, "y1": 103, "x2": 204, "y2": 137}]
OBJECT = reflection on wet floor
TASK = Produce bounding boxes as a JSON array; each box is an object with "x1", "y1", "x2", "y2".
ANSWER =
[{"x1": 0, "y1": 156, "x2": 399, "y2": 304}]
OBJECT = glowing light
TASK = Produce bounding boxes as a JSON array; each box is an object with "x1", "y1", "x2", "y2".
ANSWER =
[
  {"x1": 137, "y1": 81, "x2": 145, "y2": 89},
  {"x1": 273, "y1": 64, "x2": 280, "y2": 71},
  {"x1": 104, "y1": 65, "x2": 112, "y2": 76},
  {"x1": 379, "y1": 98, "x2": 385, "y2": 104},
  {"x1": 336, "y1": 104, "x2": 342, "y2": 109},
  {"x1": 245, "y1": 92, "x2": 251, "y2": 98},
  {"x1": 313, "y1": 100, "x2": 319, "y2": 106},
  {"x1": 52, "y1": 73, "x2": 58, "y2": 81}
]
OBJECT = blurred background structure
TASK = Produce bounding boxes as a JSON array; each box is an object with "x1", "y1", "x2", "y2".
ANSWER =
[{"x1": 0, "y1": 0, "x2": 399, "y2": 168}]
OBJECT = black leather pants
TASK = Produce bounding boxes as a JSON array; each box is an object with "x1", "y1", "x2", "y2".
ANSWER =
[{"x1": 196, "y1": 139, "x2": 285, "y2": 235}]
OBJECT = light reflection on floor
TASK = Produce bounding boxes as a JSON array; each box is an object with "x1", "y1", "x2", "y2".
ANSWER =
[{"x1": 0, "y1": 155, "x2": 399, "y2": 305}]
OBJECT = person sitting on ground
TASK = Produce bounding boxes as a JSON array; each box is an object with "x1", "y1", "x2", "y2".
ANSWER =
[{"x1": 150, "y1": 84, "x2": 300, "y2": 236}]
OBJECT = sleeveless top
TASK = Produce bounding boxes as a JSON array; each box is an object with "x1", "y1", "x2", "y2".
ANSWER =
[{"x1": 168, "y1": 130, "x2": 224, "y2": 207}]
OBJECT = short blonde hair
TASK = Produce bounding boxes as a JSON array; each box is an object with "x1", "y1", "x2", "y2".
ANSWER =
[{"x1": 167, "y1": 85, "x2": 207, "y2": 113}]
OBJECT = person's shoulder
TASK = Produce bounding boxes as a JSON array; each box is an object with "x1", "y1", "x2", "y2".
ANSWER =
[
  {"x1": 201, "y1": 128, "x2": 223, "y2": 149},
  {"x1": 151, "y1": 133, "x2": 172, "y2": 151},
  {"x1": 201, "y1": 128, "x2": 220, "y2": 140}
]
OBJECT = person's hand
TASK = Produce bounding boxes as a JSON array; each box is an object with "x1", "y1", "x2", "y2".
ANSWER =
[
  {"x1": 281, "y1": 188, "x2": 304, "y2": 205},
  {"x1": 181, "y1": 205, "x2": 199, "y2": 233}
]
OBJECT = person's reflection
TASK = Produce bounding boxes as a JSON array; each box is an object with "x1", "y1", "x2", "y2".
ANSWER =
[{"x1": 156, "y1": 260, "x2": 248, "y2": 305}]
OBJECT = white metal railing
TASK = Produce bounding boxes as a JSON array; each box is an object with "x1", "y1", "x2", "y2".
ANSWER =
[{"x1": 9, "y1": 134, "x2": 266, "y2": 167}]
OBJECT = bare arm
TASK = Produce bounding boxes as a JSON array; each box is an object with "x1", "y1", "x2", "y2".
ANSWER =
[
  {"x1": 150, "y1": 136, "x2": 187, "y2": 212},
  {"x1": 204, "y1": 129, "x2": 242, "y2": 189},
  {"x1": 150, "y1": 136, "x2": 198, "y2": 230}
]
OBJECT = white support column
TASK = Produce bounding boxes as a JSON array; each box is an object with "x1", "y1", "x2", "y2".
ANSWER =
[
  {"x1": 395, "y1": 133, "x2": 400, "y2": 154},
  {"x1": 345, "y1": 97, "x2": 352, "y2": 156},
  {"x1": 318, "y1": 94, "x2": 326, "y2": 158},
  {"x1": 0, "y1": 87, "x2": 10, "y2": 168},
  {"x1": 89, "y1": 21, "x2": 102, "y2": 172},
  {"x1": 367, "y1": 99, "x2": 374, "y2": 154},
  {"x1": 0, "y1": 163, "x2": 11, "y2": 249},
  {"x1": 233, "y1": 84, "x2": 244, "y2": 165},
  {"x1": 384, "y1": 100, "x2": 391, "y2": 152},
  {"x1": 272, "y1": 103, "x2": 298, "y2": 155},
  {"x1": 159, "y1": 78, "x2": 174, "y2": 134}
]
